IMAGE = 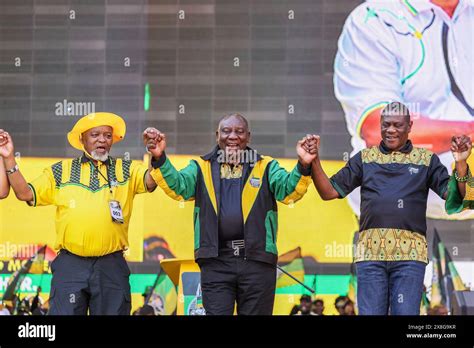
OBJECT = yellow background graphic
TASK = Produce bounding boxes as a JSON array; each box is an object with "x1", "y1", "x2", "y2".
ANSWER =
[{"x1": 0, "y1": 155, "x2": 357, "y2": 263}]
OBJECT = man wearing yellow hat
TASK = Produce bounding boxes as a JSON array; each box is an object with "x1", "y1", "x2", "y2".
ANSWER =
[{"x1": 0, "y1": 112, "x2": 157, "y2": 315}]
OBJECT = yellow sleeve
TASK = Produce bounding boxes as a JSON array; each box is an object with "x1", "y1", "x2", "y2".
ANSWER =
[
  {"x1": 28, "y1": 167, "x2": 56, "y2": 207},
  {"x1": 130, "y1": 161, "x2": 149, "y2": 194}
]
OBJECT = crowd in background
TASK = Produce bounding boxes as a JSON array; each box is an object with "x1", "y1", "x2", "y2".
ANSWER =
[
  {"x1": 0, "y1": 287, "x2": 48, "y2": 315},
  {"x1": 289, "y1": 295, "x2": 355, "y2": 316},
  {"x1": 0, "y1": 290, "x2": 449, "y2": 316},
  {"x1": 289, "y1": 295, "x2": 450, "y2": 316}
]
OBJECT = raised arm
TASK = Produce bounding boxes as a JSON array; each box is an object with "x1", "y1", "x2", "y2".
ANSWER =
[
  {"x1": 0, "y1": 131, "x2": 9, "y2": 198},
  {"x1": 0, "y1": 130, "x2": 33, "y2": 202},
  {"x1": 449, "y1": 135, "x2": 472, "y2": 199},
  {"x1": 268, "y1": 137, "x2": 315, "y2": 205},
  {"x1": 305, "y1": 135, "x2": 340, "y2": 201},
  {"x1": 143, "y1": 127, "x2": 197, "y2": 201},
  {"x1": 304, "y1": 135, "x2": 362, "y2": 201},
  {"x1": 142, "y1": 127, "x2": 160, "y2": 192}
]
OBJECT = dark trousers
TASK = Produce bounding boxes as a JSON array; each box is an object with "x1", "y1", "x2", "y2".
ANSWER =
[
  {"x1": 48, "y1": 249, "x2": 131, "y2": 315},
  {"x1": 198, "y1": 249, "x2": 277, "y2": 315}
]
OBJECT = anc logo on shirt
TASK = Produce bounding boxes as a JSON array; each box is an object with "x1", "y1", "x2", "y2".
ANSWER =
[{"x1": 249, "y1": 177, "x2": 260, "y2": 188}]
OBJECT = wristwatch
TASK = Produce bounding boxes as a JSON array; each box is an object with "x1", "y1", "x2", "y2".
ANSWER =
[{"x1": 6, "y1": 164, "x2": 19, "y2": 175}]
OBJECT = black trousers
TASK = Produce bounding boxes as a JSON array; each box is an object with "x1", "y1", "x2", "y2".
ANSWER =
[
  {"x1": 48, "y1": 249, "x2": 131, "y2": 315},
  {"x1": 198, "y1": 249, "x2": 277, "y2": 315}
]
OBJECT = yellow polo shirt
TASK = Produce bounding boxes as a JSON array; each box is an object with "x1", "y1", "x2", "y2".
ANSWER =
[{"x1": 28, "y1": 155, "x2": 149, "y2": 257}]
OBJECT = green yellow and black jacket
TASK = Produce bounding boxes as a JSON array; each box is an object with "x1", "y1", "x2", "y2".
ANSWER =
[{"x1": 150, "y1": 146, "x2": 312, "y2": 265}]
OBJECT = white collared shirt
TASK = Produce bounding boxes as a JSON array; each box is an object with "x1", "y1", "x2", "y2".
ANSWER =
[{"x1": 334, "y1": 0, "x2": 474, "y2": 219}]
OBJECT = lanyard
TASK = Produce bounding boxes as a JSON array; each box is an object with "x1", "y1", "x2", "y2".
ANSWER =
[{"x1": 87, "y1": 158, "x2": 114, "y2": 194}]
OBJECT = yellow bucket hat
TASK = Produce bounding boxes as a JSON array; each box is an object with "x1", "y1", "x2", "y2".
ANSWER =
[{"x1": 67, "y1": 112, "x2": 126, "y2": 151}]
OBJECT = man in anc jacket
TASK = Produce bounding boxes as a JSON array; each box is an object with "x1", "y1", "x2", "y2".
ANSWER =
[{"x1": 144, "y1": 113, "x2": 316, "y2": 315}]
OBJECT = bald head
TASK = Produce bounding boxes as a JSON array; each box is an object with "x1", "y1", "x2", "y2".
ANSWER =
[
  {"x1": 217, "y1": 113, "x2": 249, "y2": 132},
  {"x1": 381, "y1": 102, "x2": 411, "y2": 120}
]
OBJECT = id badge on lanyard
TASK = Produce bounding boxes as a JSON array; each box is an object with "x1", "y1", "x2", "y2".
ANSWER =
[
  {"x1": 108, "y1": 180, "x2": 123, "y2": 224},
  {"x1": 90, "y1": 160, "x2": 124, "y2": 224},
  {"x1": 109, "y1": 199, "x2": 124, "y2": 224}
]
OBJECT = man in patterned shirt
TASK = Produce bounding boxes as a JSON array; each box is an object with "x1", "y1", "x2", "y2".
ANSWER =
[{"x1": 305, "y1": 102, "x2": 471, "y2": 315}]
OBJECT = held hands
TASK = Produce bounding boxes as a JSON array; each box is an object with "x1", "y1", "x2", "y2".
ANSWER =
[
  {"x1": 143, "y1": 127, "x2": 166, "y2": 158},
  {"x1": 297, "y1": 134, "x2": 320, "y2": 167},
  {"x1": 451, "y1": 135, "x2": 472, "y2": 163},
  {"x1": 0, "y1": 130, "x2": 14, "y2": 159}
]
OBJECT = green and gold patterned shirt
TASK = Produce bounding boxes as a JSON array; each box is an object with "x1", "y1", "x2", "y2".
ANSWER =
[{"x1": 330, "y1": 141, "x2": 460, "y2": 264}]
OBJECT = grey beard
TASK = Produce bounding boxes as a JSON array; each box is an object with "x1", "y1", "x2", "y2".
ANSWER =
[{"x1": 91, "y1": 150, "x2": 109, "y2": 162}]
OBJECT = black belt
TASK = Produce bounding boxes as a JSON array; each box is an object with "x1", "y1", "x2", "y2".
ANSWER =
[
  {"x1": 59, "y1": 249, "x2": 123, "y2": 259},
  {"x1": 223, "y1": 240, "x2": 245, "y2": 256}
]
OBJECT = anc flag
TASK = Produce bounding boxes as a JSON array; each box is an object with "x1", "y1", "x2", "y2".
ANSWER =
[
  {"x1": 430, "y1": 231, "x2": 446, "y2": 307},
  {"x1": 430, "y1": 230, "x2": 467, "y2": 309},
  {"x1": 29, "y1": 245, "x2": 48, "y2": 274},
  {"x1": 347, "y1": 275, "x2": 357, "y2": 304},
  {"x1": 347, "y1": 232, "x2": 359, "y2": 312},
  {"x1": 146, "y1": 271, "x2": 178, "y2": 315},
  {"x1": 276, "y1": 247, "x2": 305, "y2": 288},
  {"x1": 445, "y1": 246, "x2": 468, "y2": 291},
  {"x1": 420, "y1": 287, "x2": 430, "y2": 315},
  {"x1": 347, "y1": 262, "x2": 357, "y2": 303}
]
